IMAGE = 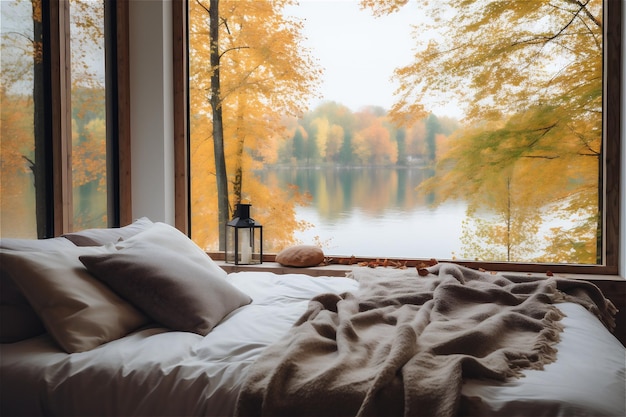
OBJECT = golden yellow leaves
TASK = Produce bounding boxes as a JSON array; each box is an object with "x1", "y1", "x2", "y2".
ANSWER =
[{"x1": 189, "y1": 0, "x2": 324, "y2": 251}]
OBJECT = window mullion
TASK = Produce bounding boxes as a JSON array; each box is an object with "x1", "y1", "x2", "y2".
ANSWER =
[
  {"x1": 49, "y1": 0, "x2": 73, "y2": 235},
  {"x1": 604, "y1": 0, "x2": 621, "y2": 274}
]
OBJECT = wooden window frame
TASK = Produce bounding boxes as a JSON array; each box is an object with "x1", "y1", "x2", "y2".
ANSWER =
[
  {"x1": 43, "y1": 0, "x2": 130, "y2": 234},
  {"x1": 172, "y1": 0, "x2": 190, "y2": 234},
  {"x1": 176, "y1": 0, "x2": 620, "y2": 275},
  {"x1": 48, "y1": 0, "x2": 72, "y2": 234}
]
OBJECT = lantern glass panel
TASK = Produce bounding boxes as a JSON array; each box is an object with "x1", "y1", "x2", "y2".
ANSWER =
[
  {"x1": 225, "y1": 224, "x2": 263, "y2": 265},
  {"x1": 225, "y1": 225, "x2": 236, "y2": 264}
]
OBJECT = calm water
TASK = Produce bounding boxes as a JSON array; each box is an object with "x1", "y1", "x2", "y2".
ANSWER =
[{"x1": 259, "y1": 167, "x2": 466, "y2": 259}]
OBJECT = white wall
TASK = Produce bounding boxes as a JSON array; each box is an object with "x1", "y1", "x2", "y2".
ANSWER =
[{"x1": 129, "y1": 0, "x2": 175, "y2": 224}]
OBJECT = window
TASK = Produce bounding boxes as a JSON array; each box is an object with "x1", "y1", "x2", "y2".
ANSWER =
[
  {"x1": 1, "y1": 0, "x2": 50, "y2": 238},
  {"x1": 185, "y1": 0, "x2": 620, "y2": 274},
  {"x1": 0, "y1": 0, "x2": 129, "y2": 238},
  {"x1": 70, "y1": 1, "x2": 108, "y2": 230}
]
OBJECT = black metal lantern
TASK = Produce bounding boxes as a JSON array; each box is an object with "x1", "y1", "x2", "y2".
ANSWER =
[{"x1": 225, "y1": 203, "x2": 263, "y2": 265}]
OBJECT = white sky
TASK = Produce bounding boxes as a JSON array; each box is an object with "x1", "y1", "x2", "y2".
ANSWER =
[{"x1": 285, "y1": 0, "x2": 420, "y2": 113}]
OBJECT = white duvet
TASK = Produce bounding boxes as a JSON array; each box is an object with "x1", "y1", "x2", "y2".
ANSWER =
[{"x1": 1, "y1": 271, "x2": 624, "y2": 417}]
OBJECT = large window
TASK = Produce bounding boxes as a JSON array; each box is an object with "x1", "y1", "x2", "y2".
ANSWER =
[
  {"x1": 0, "y1": 0, "x2": 128, "y2": 238},
  {"x1": 1, "y1": 0, "x2": 50, "y2": 238},
  {"x1": 186, "y1": 0, "x2": 620, "y2": 273}
]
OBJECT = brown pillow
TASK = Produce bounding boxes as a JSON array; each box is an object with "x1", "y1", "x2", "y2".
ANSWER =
[
  {"x1": 80, "y1": 245, "x2": 252, "y2": 336},
  {"x1": 276, "y1": 245, "x2": 325, "y2": 267},
  {"x1": 62, "y1": 217, "x2": 153, "y2": 246}
]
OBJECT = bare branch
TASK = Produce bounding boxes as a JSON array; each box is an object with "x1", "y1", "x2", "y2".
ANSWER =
[
  {"x1": 1, "y1": 31, "x2": 34, "y2": 44},
  {"x1": 564, "y1": 0, "x2": 601, "y2": 28},
  {"x1": 195, "y1": 0, "x2": 209, "y2": 15},
  {"x1": 568, "y1": 124, "x2": 600, "y2": 156},
  {"x1": 219, "y1": 45, "x2": 250, "y2": 60},
  {"x1": 512, "y1": 0, "x2": 599, "y2": 50}
]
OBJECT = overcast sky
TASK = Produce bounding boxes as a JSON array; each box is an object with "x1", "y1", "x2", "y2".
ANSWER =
[{"x1": 284, "y1": 0, "x2": 419, "y2": 113}]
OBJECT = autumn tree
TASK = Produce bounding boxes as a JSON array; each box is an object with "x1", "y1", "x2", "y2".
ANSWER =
[
  {"x1": 189, "y1": 0, "x2": 321, "y2": 250},
  {"x1": 292, "y1": 127, "x2": 306, "y2": 162},
  {"x1": 304, "y1": 128, "x2": 319, "y2": 164},
  {"x1": 302, "y1": 101, "x2": 355, "y2": 165},
  {"x1": 325, "y1": 124, "x2": 344, "y2": 163},
  {"x1": 459, "y1": 170, "x2": 543, "y2": 262},
  {"x1": 338, "y1": 130, "x2": 354, "y2": 165},
  {"x1": 352, "y1": 109, "x2": 397, "y2": 166},
  {"x1": 363, "y1": 0, "x2": 604, "y2": 263},
  {"x1": 311, "y1": 117, "x2": 329, "y2": 160},
  {"x1": 395, "y1": 128, "x2": 407, "y2": 165},
  {"x1": 424, "y1": 113, "x2": 439, "y2": 165}
]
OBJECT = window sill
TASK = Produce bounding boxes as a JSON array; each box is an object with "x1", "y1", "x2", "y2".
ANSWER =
[
  {"x1": 216, "y1": 260, "x2": 624, "y2": 281},
  {"x1": 216, "y1": 261, "x2": 355, "y2": 277}
]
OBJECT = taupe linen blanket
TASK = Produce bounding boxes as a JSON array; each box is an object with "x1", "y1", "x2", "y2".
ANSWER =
[{"x1": 236, "y1": 263, "x2": 616, "y2": 417}]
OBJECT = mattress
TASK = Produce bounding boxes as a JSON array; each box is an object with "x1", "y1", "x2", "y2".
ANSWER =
[{"x1": 1, "y1": 271, "x2": 624, "y2": 416}]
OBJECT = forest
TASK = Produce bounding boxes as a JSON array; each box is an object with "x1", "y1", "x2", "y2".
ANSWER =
[
  {"x1": 1, "y1": 0, "x2": 603, "y2": 264},
  {"x1": 274, "y1": 102, "x2": 459, "y2": 167}
]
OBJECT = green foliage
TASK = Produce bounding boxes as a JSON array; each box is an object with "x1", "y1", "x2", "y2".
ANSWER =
[{"x1": 292, "y1": 128, "x2": 305, "y2": 161}]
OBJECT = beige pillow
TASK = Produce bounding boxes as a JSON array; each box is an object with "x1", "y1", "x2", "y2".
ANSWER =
[
  {"x1": 0, "y1": 247, "x2": 149, "y2": 353},
  {"x1": 79, "y1": 225, "x2": 251, "y2": 335},
  {"x1": 0, "y1": 237, "x2": 78, "y2": 343},
  {"x1": 276, "y1": 245, "x2": 325, "y2": 267},
  {"x1": 62, "y1": 217, "x2": 153, "y2": 246}
]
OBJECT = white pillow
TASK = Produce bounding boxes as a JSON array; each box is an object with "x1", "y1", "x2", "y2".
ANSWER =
[
  {"x1": 62, "y1": 217, "x2": 154, "y2": 246},
  {"x1": 0, "y1": 236, "x2": 77, "y2": 251},
  {"x1": 113, "y1": 222, "x2": 228, "y2": 281}
]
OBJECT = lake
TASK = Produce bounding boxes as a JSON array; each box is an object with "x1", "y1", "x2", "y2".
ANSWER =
[{"x1": 259, "y1": 167, "x2": 466, "y2": 259}]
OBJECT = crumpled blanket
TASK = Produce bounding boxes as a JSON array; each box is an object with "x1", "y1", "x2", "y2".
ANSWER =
[{"x1": 236, "y1": 263, "x2": 616, "y2": 417}]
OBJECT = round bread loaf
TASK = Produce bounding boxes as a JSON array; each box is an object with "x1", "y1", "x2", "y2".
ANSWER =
[{"x1": 275, "y1": 245, "x2": 324, "y2": 267}]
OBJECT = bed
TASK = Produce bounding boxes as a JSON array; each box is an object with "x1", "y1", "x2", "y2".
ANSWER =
[{"x1": 1, "y1": 219, "x2": 624, "y2": 417}]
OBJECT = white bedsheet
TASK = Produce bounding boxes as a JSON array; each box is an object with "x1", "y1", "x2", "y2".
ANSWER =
[{"x1": 1, "y1": 271, "x2": 624, "y2": 416}]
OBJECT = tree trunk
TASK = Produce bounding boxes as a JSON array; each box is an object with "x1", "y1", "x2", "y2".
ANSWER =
[
  {"x1": 232, "y1": 98, "x2": 245, "y2": 203},
  {"x1": 209, "y1": 0, "x2": 229, "y2": 249}
]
